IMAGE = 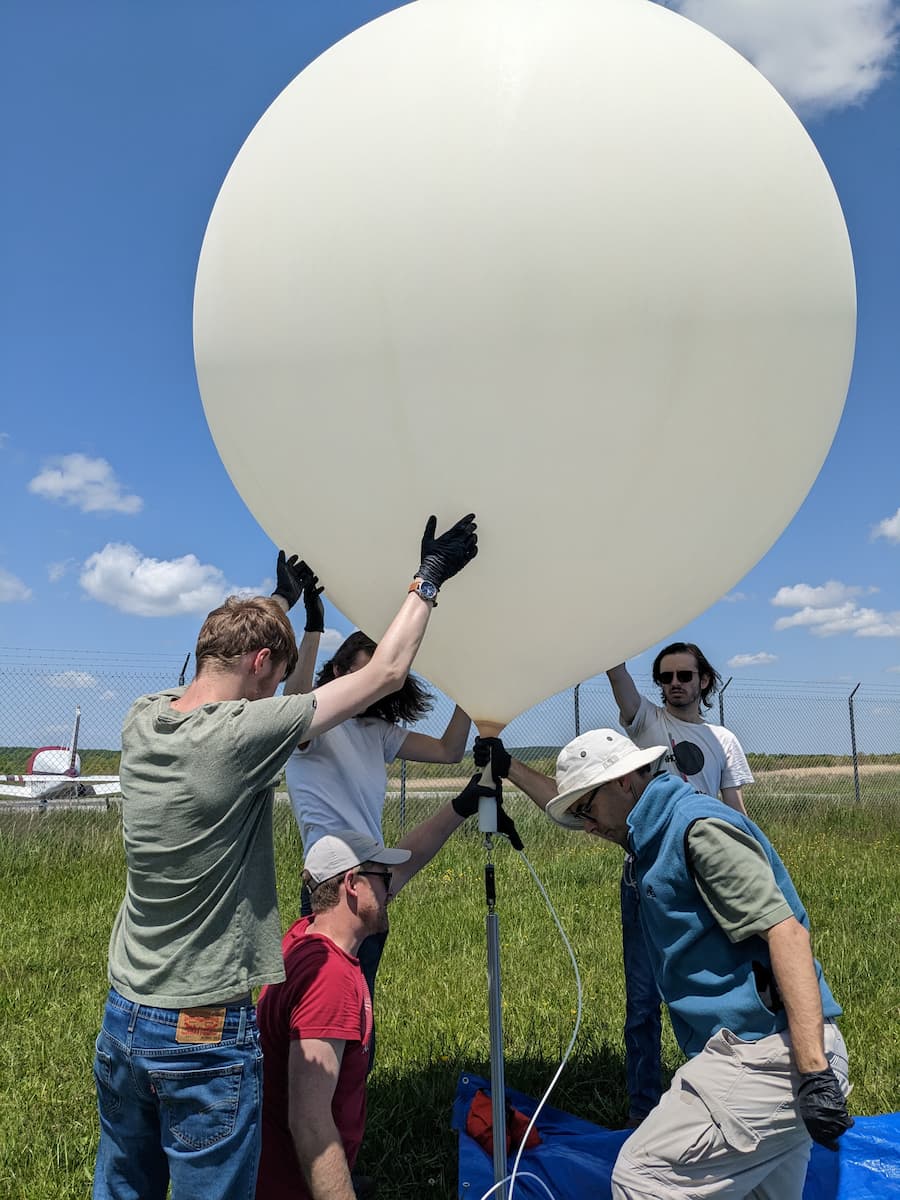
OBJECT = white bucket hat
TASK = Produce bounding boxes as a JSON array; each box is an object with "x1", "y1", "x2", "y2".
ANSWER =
[
  {"x1": 304, "y1": 829, "x2": 411, "y2": 886},
  {"x1": 546, "y1": 730, "x2": 666, "y2": 829}
]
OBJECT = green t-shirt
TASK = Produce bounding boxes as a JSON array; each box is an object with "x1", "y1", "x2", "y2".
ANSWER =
[
  {"x1": 107, "y1": 688, "x2": 316, "y2": 1008},
  {"x1": 686, "y1": 817, "x2": 793, "y2": 942}
]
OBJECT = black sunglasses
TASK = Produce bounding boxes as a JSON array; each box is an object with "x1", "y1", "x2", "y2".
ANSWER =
[
  {"x1": 658, "y1": 670, "x2": 697, "y2": 684},
  {"x1": 570, "y1": 787, "x2": 600, "y2": 822},
  {"x1": 356, "y1": 869, "x2": 393, "y2": 891}
]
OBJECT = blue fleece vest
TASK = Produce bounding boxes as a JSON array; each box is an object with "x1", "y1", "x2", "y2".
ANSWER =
[{"x1": 628, "y1": 774, "x2": 840, "y2": 1058}]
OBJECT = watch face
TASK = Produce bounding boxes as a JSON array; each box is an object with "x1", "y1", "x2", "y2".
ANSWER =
[{"x1": 418, "y1": 581, "x2": 438, "y2": 600}]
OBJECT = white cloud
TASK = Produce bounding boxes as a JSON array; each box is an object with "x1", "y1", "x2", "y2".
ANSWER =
[
  {"x1": 47, "y1": 559, "x2": 75, "y2": 583},
  {"x1": 727, "y1": 651, "x2": 778, "y2": 668},
  {"x1": 0, "y1": 568, "x2": 31, "y2": 602},
  {"x1": 28, "y1": 453, "x2": 143, "y2": 515},
  {"x1": 872, "y1": 507, "x2": 900, "y2": 543},
  {"x1": 771, "y1": 579, "x2": 900, "y2": 638},
  {"x1": 79, "y1": 543, "x2": 263, "y2": 618},
  {"x1": 771, "y1": 580, "x2": 867, "y2": 608},
  {"x1": 887, "y1": 665, "x2": 900, "y2": 673},
  {"x1": 774, "y1": 602, "x2": 900, "y2": 637},
  {"x1": 0, "y1": 433, "x2": 8, "y2": 449},
  {"x1": 667, "y1": 0, "x2": 900, "y2": 115},
  {"x1": 46, "y1": 671, "x2": 98, "y2": 689},
  {"x1": 722, "y1": 591, "x2": 747, "y2": 603},
  {"x1": 319, "y1": 628, "x2": 345, "y2": 655}
]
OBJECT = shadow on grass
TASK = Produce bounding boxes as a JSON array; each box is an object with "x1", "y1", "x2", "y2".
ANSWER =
[{"x1": 361, "y1": 1041, "x2": 653, "y2": 1200}]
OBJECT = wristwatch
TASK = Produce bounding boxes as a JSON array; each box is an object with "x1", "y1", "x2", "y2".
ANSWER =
[{"x1": 408, "y1": 579, "x2": 438, "y2": 603}]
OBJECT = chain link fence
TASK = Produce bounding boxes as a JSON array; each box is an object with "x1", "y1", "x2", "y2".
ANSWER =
[{"x1": 2, "y1": 649, "x2": 898, "y2": 821}]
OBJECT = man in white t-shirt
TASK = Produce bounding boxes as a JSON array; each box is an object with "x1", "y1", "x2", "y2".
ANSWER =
[
  {"x1": 606, "y1": 642, "x2": 753, "y2": 1122},
  {"x1": 607, "y1": 642, "x2": 752, "y2": 810}
]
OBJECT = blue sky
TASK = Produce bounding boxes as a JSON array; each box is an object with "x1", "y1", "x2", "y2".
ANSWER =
[{"x1": 2, "y1": 0, "x2": 899, "y2": 748}]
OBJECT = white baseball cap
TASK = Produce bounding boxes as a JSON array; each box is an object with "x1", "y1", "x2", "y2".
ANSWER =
[
  {"x1": 304, "y1": 830, "x2": 411, "y2": 886},
  {"x1": 546, "y1": 730, "x2": 666, "y2": 829}
]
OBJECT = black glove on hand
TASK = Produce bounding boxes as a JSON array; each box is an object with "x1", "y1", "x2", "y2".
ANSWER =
[
  {"x1": 272, "y1": 551, "x2": 307, "y2": 611},
  {"x1": 416, "y1": 513, "x2": 478, "y2": 589},
  {"x1": 452, "y1": 774, "x2": 498, "y2": 818},
  {"x1": 451, "y1": 774, "x2": 524, "y2": 851},
  {"x1": 300, "y1": 570, "x2": 325, "y2": 634},
  {"x1": 473, "y1": 736, "x2": 511, "y2": 780},
  {"x1": 797, "y1": 1067, "x2": 854, "y2": 1151}
]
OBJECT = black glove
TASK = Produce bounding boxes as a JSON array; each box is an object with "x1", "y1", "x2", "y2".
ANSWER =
[
  {"x1": 473, "y1": 736, "x2": 511, "y2": 780},
  {"x1": 797, "y1": 1066, "x2": 854, "y2": 1151},
  {"x1": 300, "y1": 569, "x2": 325, "y2": 634},
  {"x1": 272, "y1": 551, "x2": 307, "y2": 610},
  {"x1": 451, "y1": 775, "x2": 524, "y2": 852},
  {"x1": 416, "y1": 513, "x2": 478, "y2": 590},
  {"x1": 452, "y1": 774, "x2": 497, "y2": 818}
]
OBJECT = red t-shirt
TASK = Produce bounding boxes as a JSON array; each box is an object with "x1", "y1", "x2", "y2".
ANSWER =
[{"x1": 255, "y1": 917, "x2": 373, "y2": 1200}]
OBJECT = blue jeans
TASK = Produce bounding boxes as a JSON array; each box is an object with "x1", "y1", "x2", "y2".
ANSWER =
[
  {"x1": 92, "y1": 987, "x2": 263, "y2": 1200},
  {"x1": 620, "y1": 858, "x2": 662, "y2": 1120}
]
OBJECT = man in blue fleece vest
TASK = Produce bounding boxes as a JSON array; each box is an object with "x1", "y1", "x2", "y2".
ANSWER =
[{"x1": 544, "y1": 728, "x2": 852, "y2": 1199}]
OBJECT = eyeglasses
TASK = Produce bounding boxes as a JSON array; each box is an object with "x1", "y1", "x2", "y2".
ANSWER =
[
  {"x1": 658, "y1": 670, "x2": 697, "y2": 684},
  {"x1": 356, "y1": 869, "x2": 393, "y2": 892},
  {"x1": 569, "y1": 787, "x2": 600, "y2": 822}
]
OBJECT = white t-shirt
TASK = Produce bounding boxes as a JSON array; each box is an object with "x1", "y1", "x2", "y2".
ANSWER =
[
  {"x1": 625, "y1": 695, "x2": 753, "y2": 798},
  {"x1": 284, "y1": 716, "x2": 408, "y2": 850}
]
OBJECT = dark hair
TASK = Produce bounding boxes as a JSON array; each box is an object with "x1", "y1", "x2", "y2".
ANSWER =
[
  {"x1": 195, "y1": 596, "x2": 298, "y2": 678},
  {"x1": 652, "y1": 642, "x2": 722, "y2": 710},
  {"x1": 315, "y1": 631, "x2": 433, "y2": 724}
]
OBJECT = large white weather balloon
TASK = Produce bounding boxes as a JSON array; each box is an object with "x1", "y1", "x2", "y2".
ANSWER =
[{"x1": 194, "y1": 0, "x2": 855, "y2": 729}]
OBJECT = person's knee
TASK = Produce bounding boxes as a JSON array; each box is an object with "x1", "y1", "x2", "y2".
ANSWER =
[{"x1": 610, "y1": 1153, "x2": 659, "y2": 1200}]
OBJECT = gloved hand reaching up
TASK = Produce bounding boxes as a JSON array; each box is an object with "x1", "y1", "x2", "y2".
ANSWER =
[
  {"x1": 298, "y1": 565, "x2": 325, "y2": 634},
  {"x1": 416, "y1": 513, "x2": 478, "y2": 590},
  {"x1": 272, "y1": 551, "x2": 308, "y2": 611}
]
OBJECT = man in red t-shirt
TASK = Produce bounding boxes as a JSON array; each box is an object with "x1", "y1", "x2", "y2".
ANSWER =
[
  {"x1": 256, "y1": 783, "x2": 521, "y2": 1200},
  {"x1": 255, "y1": 830, "x2": 406, "y2": 1200}
]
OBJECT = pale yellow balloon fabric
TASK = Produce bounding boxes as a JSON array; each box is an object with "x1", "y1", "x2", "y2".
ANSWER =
[{"x1": 194, "y1": 0, "x2": 855, "y2": 729}]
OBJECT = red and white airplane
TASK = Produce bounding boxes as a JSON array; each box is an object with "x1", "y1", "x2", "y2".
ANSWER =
[{"x1": 0, "y1": 707, "x2": 121, "y2": 801}]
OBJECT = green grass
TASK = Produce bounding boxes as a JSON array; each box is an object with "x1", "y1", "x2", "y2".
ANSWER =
[{"x1": 1, "y1": 799, "x2": 899, "y2": 1199}]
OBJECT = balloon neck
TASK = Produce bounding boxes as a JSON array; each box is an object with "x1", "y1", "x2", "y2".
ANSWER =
[{"x1": 475, "y1": 719, "x2": 504, "y2": 738}]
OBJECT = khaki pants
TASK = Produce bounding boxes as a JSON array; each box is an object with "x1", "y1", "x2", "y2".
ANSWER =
[{"x1": 612, "y1": 1024, "x2": 850, "y2": 1199}]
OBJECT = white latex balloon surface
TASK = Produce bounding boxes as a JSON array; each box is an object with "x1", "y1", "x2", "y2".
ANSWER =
[{"x1": 194, "y1": 0, "x2": 855, "y2": 730}]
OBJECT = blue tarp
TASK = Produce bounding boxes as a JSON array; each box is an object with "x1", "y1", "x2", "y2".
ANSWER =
[{"x1": 454, "y1": 1074, "x2": 900, "y2": 1198}]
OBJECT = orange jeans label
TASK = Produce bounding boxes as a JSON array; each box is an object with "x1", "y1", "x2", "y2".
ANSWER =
[{"x1": 175, "y1": 1008, "x2": 226, "y2": 1044}]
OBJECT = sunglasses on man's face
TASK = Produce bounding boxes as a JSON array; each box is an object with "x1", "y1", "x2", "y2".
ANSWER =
[
  {"x1": 658, "y1": 670, "x2": 697, "y2": 684},
  {"x1": 356, "y1": 869, "x2": 393, "y2": 892},
  {"x1": 570, "y1": 787, "x2": 600, "y2": 822}
]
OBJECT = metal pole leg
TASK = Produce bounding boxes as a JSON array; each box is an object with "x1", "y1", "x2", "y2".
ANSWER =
[{"x1": 485, "y1": 860, "x2": 508, "y2": 1199}]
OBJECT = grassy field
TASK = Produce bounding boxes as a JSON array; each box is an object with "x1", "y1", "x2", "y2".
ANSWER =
[{"x1": 1, "y1": 798, "x2": 899, "y2": 1199}]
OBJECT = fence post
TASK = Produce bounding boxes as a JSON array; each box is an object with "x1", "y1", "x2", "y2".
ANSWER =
[
  {"x1": 848, "y1": 683, "x2": 861, "y2": 804},
  {"x1": 574, "y1": 683, "x2": 581, "y2": 736},
  {"x1": 399, "y1": 756, "x2": 407, "y2": 833},
  {"x1": 719, "y1": 676, "x2": 732, "y2": 726}
]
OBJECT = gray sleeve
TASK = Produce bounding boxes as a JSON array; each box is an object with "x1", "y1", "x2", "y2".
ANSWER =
[
  {"x1": 234, "y1": 693, "x2": 317, "y2": 791},
  {"x1": 687, "y1": 818, "x2": 793, "y2": 942}
]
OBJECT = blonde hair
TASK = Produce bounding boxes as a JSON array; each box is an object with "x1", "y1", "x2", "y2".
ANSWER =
[{"x1": 195, "y1": 596, "x2": 298, "y2": 678}]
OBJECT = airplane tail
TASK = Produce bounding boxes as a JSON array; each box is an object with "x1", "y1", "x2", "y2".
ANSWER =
[{"x1": 66, "y1": 707, "x2": 81, "y2": 777}]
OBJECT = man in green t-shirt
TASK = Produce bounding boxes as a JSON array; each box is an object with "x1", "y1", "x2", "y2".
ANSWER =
[{"x1": 92, "y1": 515, "x2": 477, "y2": 1200}]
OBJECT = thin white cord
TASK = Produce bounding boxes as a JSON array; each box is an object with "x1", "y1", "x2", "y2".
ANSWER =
[
  {"x1": 476, "y1": 844, "x2": 583, "y2": 1200},
  {"x1": 478, "y1": 1170, "x2": 557, "y2": 1200}
]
